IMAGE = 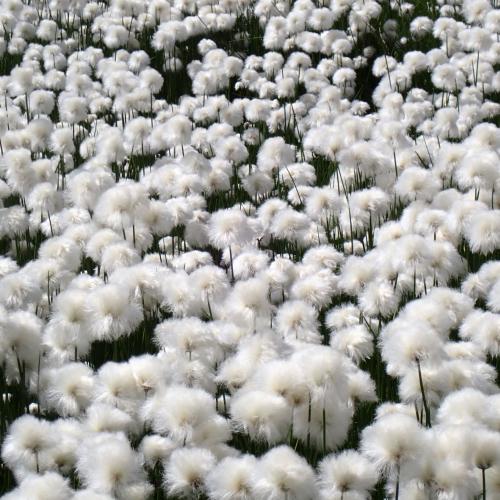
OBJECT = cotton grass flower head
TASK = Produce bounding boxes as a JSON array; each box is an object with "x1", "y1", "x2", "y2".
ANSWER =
[
  {"x1": 77, "y1": 432, "x2": 149, "y2": 496},
  {"x1": 318, "y1": 450, "x2": 379, "y2": 499},
  {"x1": 358, "y1": 279, "x2": 401, "y2": 319},
  {"x1": 141, "y1": 385, "x2": 224, "y2": 446},
  {"x1": 100, "y1": 241, "x2": 141, "y2": 274},
  {"x1": 361, "y1": 412, "x2": 423, "y2": 497},
  {"x1": 230, "y1": 388, "x2": 290, "y2": 444},
  {"x1": 330, "y1": 324, "x2": 374, "y2": 365},
  {"x1": 463, "y1": 210, "x2": 500, "y2": 255},
  {"x1": 93, "y1": 361, "x2": 143, "y2": 415},
  {"x1": 257, "y1": 136, "x2": 296, "y2": 175},
  {"x1": 0, "y1": 310, "x2": 43, "y2": 379},
  {"x1": 3, "y1": 472, "x2": 73, "y2": 500},
  {"x1": 270, "y1": 208, "x2": 310, "y2": 242},
  {"x1": 43, "y1": 362, "x2": 94, "y2": 417},
  {"x1": 164, "y1": 447, "x2": 216, "y2": 498},
  {"x1": 209, "y1": 208, "x2": 255, "y2": 281},
  {"x1": 395, "y1": 167, "x2": 441, "y2": 203},
  {"x1": 224, "y1": 276, "x2": 272, "y2": 331},
  {"x1": 232, "y1": 249, "x2": 270, "y2": 281},
  {"x1": 139, "y1": 435, "x2": 176, "y2": 468},
  {"x1": 436, "y1": 388, "x2": 493, "y2": 431},
  {"x1": 252, "y1": 445, "x2": 317, "y2": 500},
  {"x1": 1, "y1": 415, "x2": 55, "y2": 479},
  {"x1": 302, "y1": 245, "x2": 344, "y2": 272},
  {"x1": 154, "y1": 317, "x2": 214, "y2": 360},
  {"x1": 206, "y1": 455, "x2": 258, "y2": 500},
  {"x1": 0, "y1": 271, "x2": 41, "y2": 311},
  {"x1": 380, "y1": 319, "x2": 446, "y2": 377},
  {"x1": 290, "y1": 268, "x2": 337, "y2": 308},
  {"x1": 275, "y1": 299, "x2": 320, "y2": 343},
  {"x1": 459, "y1": 310, "x2": 500, "y2": 357},
  {"x1": 84, "y1": 403, "x2": 135, "y2": 436},
  {"x1": 245, "y1": 359, "x2": 309, "y2": 411},
  {"x1": 216, "y1": 331, "x2": 287, "y2": 392}
]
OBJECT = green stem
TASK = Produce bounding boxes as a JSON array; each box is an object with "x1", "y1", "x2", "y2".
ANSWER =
[
  {"x1": 482, "y1": 467, "x2": 486, "y2": 500},
  {"x1": 229, "y1": 245, "x2": 235, "y2": 284},
  {"x1": 395, "y1": 462, "x2": 400, "y2": 500},
  {"x1": 416, "y1": 358, "x2": 431, "y2": 427}
]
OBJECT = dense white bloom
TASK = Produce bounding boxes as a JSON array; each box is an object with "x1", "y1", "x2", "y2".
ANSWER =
[
  {"x1": 209, "y1": 208, "x2": 255, "y2": 249},
  {"x1": 1, "y1": 2, "x2": 500, "y2": 498},
  {"x1": 164, "y1": 447, "x2": 216, "y2": 498},
  {"x1": 142, "y1": 385, "x2": 227, "y2": 446},
  {"x1": 252, "y1": 446, "x2": 317, "y2": 499},
  {"x1": 2, "y1": 415, "x2": 55, "y2": 479},
  {"x1": 3, "y1": 472, "x2": 73, "y2": 500},
  {"x1": 77, "y1": 432, "x2": 148, "y2": 495},
  {"x1": 44, "y1": 362, "x2": 94, "y2": 416},
  {"x1": 85, "y1": 284, "x2": 143, "y2": 341},
  {"x1": 206, "y1": 455, "x2": 258, "y2": 500},
  {"x1": 275, "y1": 299, "x2": 320, "y2": 342},
  {"x1": 318, "y1": 450, "x2": 379, "y2": 499},
  {"x1": 464, "y1": 210, "x2": 500, "y2": 255}
]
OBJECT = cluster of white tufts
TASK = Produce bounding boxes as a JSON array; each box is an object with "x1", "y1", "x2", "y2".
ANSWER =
[{"x1": 0, "y1": 0, "x2": 499, "y2": 498}]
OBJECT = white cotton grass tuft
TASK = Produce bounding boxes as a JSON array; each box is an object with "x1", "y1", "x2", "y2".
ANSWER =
[
  {"x1": 275, "y1": 299, "x2": 320, "y2": 343},
  {"x1": 290, "y1": 268, "x2": 337, "y2": 308},
  {"x1": 0, "y1": 310, "x2": 43, "y2": 377},
  {"x1": 154, "y1": 317, "x2": 214, "y2": 361},
  {"x1": 216, "y1": 331, "x2": 286, "y2": 392},
  {"x1": 208, "y1": 208, "x2": 255, "y2": 281},
  {"x1": 0, "y1": 256, "x2": 18, "y2": 278},
  {"x1": 93, "y1": 361, "x2": 143, "y2": 415},
  {"x1": 380, "y1": 319, "x2": 446, "y2": 377},
  {"x1": 463, "y1": 210, "x2": 500, "y2": 255},
  {"x1": 358, "y1": 279, "x2": 401, "y2": 319},
  {"x1": 43, "y1": 362, "x2": 94, "y2": 417},
  {"x1": 326, "y1": 304, "x2": 361, "y2": 331},
  {"x1": 209, "y1": 209, "x2": 255, "y2": 249},
  {"x1": 84, "y1": 403, "x2": 135, "y2": 435},
  {"x1": 2, "y1": 472, "x2": 73, "y2": 500},
  {"x1": 361, "y1": 412, "x2": 423, "y2": 497},
  {"x1": 1, "y1": 415, "x2": 55, "y2": 479},
  {"x1": 205, "y1": 455, "x2": 258, "y2": 500},
  {"x1": 230, "y1": 389, "x2": 290, "y2": 445},
  {"x1": 85, "y1": 284, "x2": 143, "y2": 342},
  {"x1": 76, "y1": 432, "x2": 149, "y2": 496},
  {"x1": 252, "y1": 445, "x2": 318, "y2": 500},
  {"x1": 1, "y1": 1, "x2": 500, "y2": 498},
  {"x1": 459, "y1": 310, "x2": 500, "y2": 356},
  {"x1": 44, "y1": 287, "x2": 92, "y2": 361},
  {"x1": 139, "y1": 435, "x2": 176, "y2": 469},
  {"x1": 244, "y1": 359, "x2": 309, "y2": 411},
  {"x1": 436, "y1": 388, "x2": 492, "y2": 428},
  {"x1": 330, "y1": 324, "x2": 374, "y2": 364},
  {"x1": 317, "y1": 450, "x2": 379, "y2": 499},
  {"x1": 164, "y1": 447, "x2": 216, "y2": 498},
  {"x1": 141, "y1": 385, "x2": 229, "y2": 447}
]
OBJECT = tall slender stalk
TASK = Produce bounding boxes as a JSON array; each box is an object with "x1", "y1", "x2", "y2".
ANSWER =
[{"x1": 416, "y1": 358, "x2": 431, "y2": 428}]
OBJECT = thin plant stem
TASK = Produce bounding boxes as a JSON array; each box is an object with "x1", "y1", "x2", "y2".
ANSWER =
[{"x1": 416, "y1": 358, "x2": 431, "y2": 428}]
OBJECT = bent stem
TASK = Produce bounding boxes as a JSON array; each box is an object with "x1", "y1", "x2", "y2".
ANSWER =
[{"x1": 416, "y1": 358, "x2": 431, "y2": 427}]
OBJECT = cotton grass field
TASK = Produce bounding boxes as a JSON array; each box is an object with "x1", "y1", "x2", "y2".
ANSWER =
[{"x1": 0, "y1": 0, "x2": 499, "y2": 498}]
